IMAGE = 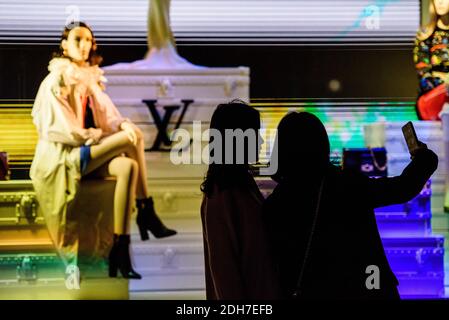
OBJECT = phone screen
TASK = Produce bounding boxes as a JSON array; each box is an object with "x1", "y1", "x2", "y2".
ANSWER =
[{"x1": 402, "y1": 121, "x2": 419, "y2": 154}]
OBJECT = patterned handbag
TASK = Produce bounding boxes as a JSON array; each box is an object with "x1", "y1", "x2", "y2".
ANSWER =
[{"x1": 417, "y1": 84, "x2": 448, "y2": 121}]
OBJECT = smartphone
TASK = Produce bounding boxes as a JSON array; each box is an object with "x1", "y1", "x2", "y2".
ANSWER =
[{"x1": 402, "y1": 121, "x2": 419, "y2": 154}]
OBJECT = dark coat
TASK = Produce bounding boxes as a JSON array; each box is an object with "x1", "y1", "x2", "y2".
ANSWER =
[
  {"x1": 201, "y1": 177, "x2": 281, "y2": 300},
  {"x1": 263, "y1": 148, "x2": 438, "y2": 299}
]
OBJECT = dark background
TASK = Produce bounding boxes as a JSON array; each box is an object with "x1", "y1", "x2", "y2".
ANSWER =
[{"x1": 0, "y1": 43, "x2": 418, "y2": 101}]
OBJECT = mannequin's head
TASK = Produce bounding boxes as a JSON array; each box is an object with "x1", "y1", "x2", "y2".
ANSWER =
[
  {"x1": 54, "y1": 21, "x2": 102, "y2": 65},
  {"x1": 433, "y1": 0, "x2": 449, "y2": 16}
]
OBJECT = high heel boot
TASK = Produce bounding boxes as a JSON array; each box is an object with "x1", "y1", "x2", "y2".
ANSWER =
[
  {"x1": 108, "y1": 234, "x2": 142, "y2": 279},
  {"x1": 136, "y1": 197, "x2": 177, "y2": 241}
]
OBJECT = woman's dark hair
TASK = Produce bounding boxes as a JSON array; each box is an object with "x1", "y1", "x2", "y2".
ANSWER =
[
  {"x1": 200, "y1": 100, "x2": 261, "y2": 197},
  {"x1": 53, "y1": 21, "x2": 103, "y2": 66},
  {"x1": 271, "y1": 111, "x2": 330, "y2": 183}
]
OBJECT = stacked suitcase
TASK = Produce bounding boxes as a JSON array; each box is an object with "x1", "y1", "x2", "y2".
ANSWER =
[
  {"x1": 0, "y1": 179, "x2": 130, "y2": 300},
  {"x1": 375, "y1": 181, "x2": 445, "y2": 298},
  {"x1": 0, "y1": 104, "x2": 129, "y2": 299},
  {"x1": 361, "y1": 121, "x2": 447, "y2": 299}
]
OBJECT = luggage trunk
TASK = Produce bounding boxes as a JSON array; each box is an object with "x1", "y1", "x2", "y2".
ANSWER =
[
  {"x1": 0, "y1": 180, "x2": 129, "y2": 299},
  {"x1": 382, "y1": 236, "x2": 445, "y2": 298}
]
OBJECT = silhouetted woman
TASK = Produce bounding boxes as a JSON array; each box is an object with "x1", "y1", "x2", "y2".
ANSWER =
[
  {"x1": 263, "y1": 112, "x2": 438, "y2": 299},
  {"x1": 200, "y1": 101, "x2": 280, "y2": 300}
]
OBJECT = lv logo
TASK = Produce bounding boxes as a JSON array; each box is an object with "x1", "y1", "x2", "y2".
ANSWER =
[{"x1": 142, "y1": 99, "x2": 194, "y2": 151}]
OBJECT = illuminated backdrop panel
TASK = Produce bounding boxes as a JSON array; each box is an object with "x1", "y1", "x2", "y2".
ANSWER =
[{"x1": 0, "y1": 0, "x2": 419, "y2": 45}]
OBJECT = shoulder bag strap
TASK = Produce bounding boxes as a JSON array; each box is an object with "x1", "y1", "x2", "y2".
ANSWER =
[{"x1": 293, "y1": 176, "x2": 325, "y2": 298}]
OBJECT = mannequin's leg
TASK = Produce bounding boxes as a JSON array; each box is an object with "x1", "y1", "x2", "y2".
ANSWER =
[
  {"x1": 83, "y1": 128, "x2": 175, "y2": 240},
  {"x1": 118, "y1": 126, "x2": 177, "y2": 239},
  {"x1": 108, "y1": 156, "x2": 138, "y2": 234},
  {"x1": 82, "y1": 131, "x2": 142, "y2": 279},
  {"x1": 83, "y1": 131, "x2": 133, "y2": 175},
  {"x1": 84, "y1": 155, "x2": 138, "y2": 235},
  {"x1": 120, "y1": 128, "x2": 150, "y2": 199},
  {"x1": 82, "y1": 131, "x2": 138, "y2": 234},
  {"x1": 84, "y1": 128, "x2": 149, "y2": 199}
]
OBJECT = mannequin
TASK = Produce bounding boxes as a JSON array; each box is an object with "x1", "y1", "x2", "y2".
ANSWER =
[{"x1": 30, "y1": 22, "x2": 176, "y2": 279}]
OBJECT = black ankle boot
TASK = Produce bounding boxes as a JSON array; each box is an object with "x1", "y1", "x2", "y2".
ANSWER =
[
  {"x1": 136, "y1": 197, "x2": 177, "y2": 241},
  {"x1": 109, "y1": 234, "x2": 142, "y2": 279}
]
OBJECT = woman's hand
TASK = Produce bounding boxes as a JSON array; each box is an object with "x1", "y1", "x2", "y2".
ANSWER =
[
  {"x1": 410, "y1": 141, "x2": 428, "y2": 159},
  {"x1": 120, "y1": 121, "x2": 138, "y2": 146},
  {"x1": 85, "y1": 128, "x2": 103, "y2": 146}
]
